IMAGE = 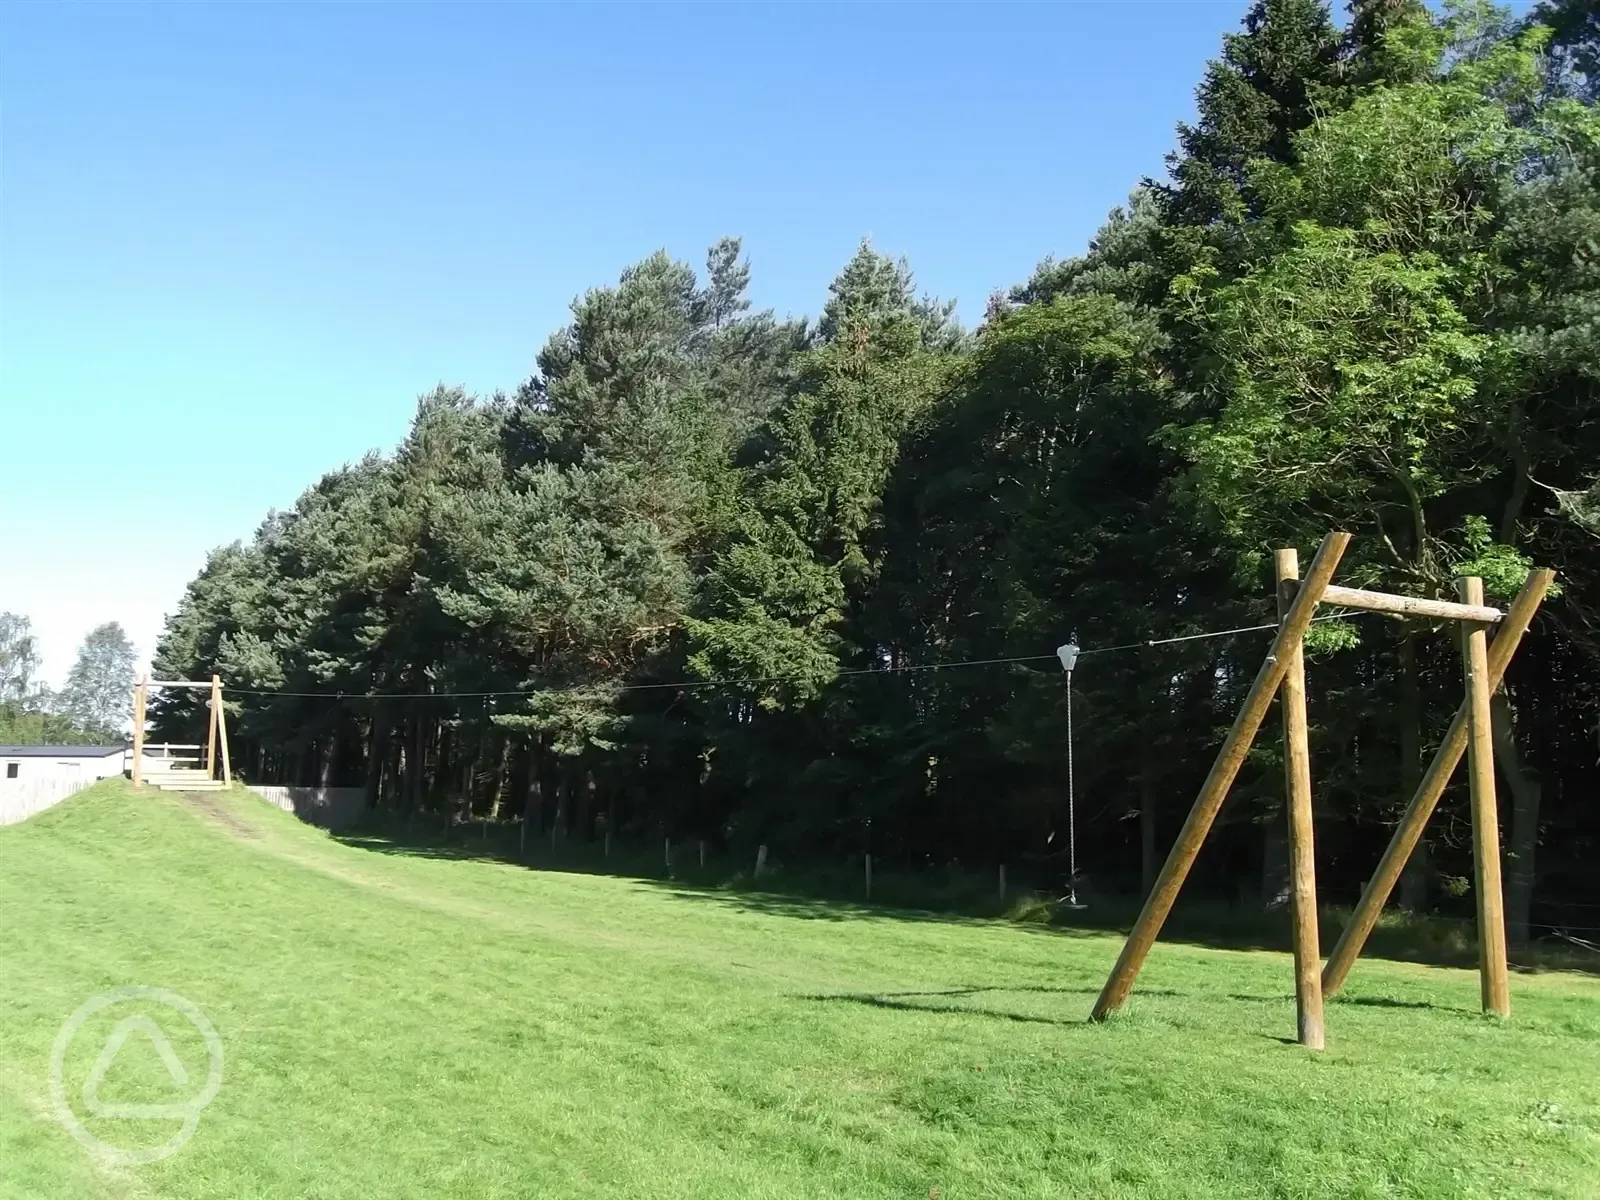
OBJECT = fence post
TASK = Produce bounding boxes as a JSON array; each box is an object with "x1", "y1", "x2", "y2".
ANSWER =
[
  {"x1": 999, "y1": 863, "x2": 1007, "y2": 903},
  {"x1": 755, "y1": 844, "x2": 768, "y2": 878},
  {"x1": 865, "y1": 853, "x2": 873, "y2": 900}
]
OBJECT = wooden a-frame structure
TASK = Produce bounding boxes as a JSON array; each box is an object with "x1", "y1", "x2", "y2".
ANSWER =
[
  {"x1": 130, "y1": 674, "x2": 233, "y2": 789},
  {"x1": 1090, "y1": 531, "x2": 1555, "y2": 1048}
]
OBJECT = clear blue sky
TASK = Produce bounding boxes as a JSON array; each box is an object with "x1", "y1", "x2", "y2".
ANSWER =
[{"x1": 2, "y1": 1, "x2": 1258, "y2": 684}]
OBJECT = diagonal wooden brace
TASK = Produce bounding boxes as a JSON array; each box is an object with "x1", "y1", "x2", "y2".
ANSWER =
[
  {"x1": 1321, "y1": 568, "x2": 1555, "y2": 995},
  {"x1": 1091, "y1": 531, "x2": 1351, "y2": 1021}
]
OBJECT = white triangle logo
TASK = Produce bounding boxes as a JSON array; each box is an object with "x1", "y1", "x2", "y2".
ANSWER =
[{"x1": 81, "y1": 1016, "x2": 193, "y2": 1120}]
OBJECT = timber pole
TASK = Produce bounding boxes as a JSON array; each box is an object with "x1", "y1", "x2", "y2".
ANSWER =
[
  {"x1": 215, "y1": 676, "x2": 233, "y2": 787},
  {"x1": 206, "y1": 675, "x2": 220, "y2": 780},
  {"x1": 1276, "y1": 549, "x2": 1324, "y2": 1050},
  {"x1": 1460, "y1": 577, "x2": 1511, "y2": 1017},
  {"x1": 1321, "y1": 568, "x2": 1553, "y2": 994},
  {"x1": 1091, "y1": 531, "x2": 1350, "y2": 1021},
  {"x1": 131, "y1": 676, "x2": 147, "y2": 787}
]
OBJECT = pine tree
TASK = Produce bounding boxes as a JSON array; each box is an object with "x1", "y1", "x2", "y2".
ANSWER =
[
  {"x1": 1159, "y1": 0, "x2": 1342, "y2": 226},
  {"x1": 1343, "y1": 0, "x2": 1431, "y2": 86}
]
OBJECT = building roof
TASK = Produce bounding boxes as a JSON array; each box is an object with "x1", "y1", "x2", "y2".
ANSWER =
[{"x1": 0, "y1": 745, "x2": 128, "y2": 758}]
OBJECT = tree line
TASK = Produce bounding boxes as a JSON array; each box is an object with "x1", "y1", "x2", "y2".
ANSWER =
[
  {"x1": 0, "y1": 614, "x2": 137, "y2": 744},
  {"x1": 152, "y1": 1, "x2": 1600, "y2": 945}
]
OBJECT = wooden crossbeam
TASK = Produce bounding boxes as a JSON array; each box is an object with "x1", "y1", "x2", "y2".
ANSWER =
[{"x1": 1319, "y1": 585, "x2": 1502, "y2": 624}]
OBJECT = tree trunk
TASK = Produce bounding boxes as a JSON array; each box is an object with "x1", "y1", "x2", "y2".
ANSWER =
[
  {"x1": 383, "y1": 732, "x2": 402, "y2": 810},
  {"x1": 1139, "y1": 749, "x2": 1157, "y2": 897},
  {"x1": 456, "y1": 736, "x2": 474, "y2": 826},
  {"x1": 577, "y1": 769, "x2": 596, "y2": 843},
  {"x1": 317, "y1": 735, "x2": 336, "y2": 789},
  {"x1": 1490, "y1": 689, "x2": 1540, "y2": 952},
  {"x1": 1260, "y1": 815, "x2": 1291, "y2": 910},
  {"x1": 552, "y1": 770, "x2": 568, "y2": 847},
  {"x1": 408, "y1": 718, "x2": 425, "y2": 814},
  {"x1": 1397, "y1": 630, "x2": 1433, "y2": 912},
  {"x1": 490, "y1": 736, "x2": 509, "y2": 823},
  {"x1": 520, "y1": 742, "x2": 542, "y2": 856},
  {"x1": 364, "y1": 715, "x2": 384, "y2": 809}
]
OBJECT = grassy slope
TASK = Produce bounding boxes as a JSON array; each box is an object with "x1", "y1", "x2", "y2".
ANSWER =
[{"x1": 0, "y1": 781, "x2": 1596, "y2": 1200}]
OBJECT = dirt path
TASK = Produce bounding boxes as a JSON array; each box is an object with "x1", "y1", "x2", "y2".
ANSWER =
[{"x1": 177, "y1": 791, "x2": 260, "y2": 839}]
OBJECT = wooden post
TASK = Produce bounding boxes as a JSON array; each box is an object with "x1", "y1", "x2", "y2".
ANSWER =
[
  {"x1": 1091, "y1": 531, "x2": 1350, "y2": 1022},
  {"x1": 665, "y1": 837, "x2": 672, "y2": 873},
  {"x1": 131, "y1": 676, "x2": 147, "y2": 787},
  {"x1": 1459, "y1": 576, "x2": 1511, "y2": 1017},
  {"x1": 1322, "y1": 568, "x2": 1552, "y2": 994},
  {"x1": 999, "y1": 863, "x2": 1007, "y2": 902},
  {"x1": 699, "y1": 840, "x2": 707, "y2": 868},
  {"x1": 865, "y1": 853, "x2": 873, "y2": 900},
  {"x1": 214, "y1": 677, "x2": 233, "y2": 787},
  {"x1": 1276, "y1": 549, "x2": 1324, "y2": 1050},
  {"x1": 604, "y1": 830, "x2": 611, "y2": 858},
  {"x1": 755, "y1": 844, "x2": 768, "y2": 878},
  {"x1": 205, "y1": 675, "x2": 220, "y2": 780}
]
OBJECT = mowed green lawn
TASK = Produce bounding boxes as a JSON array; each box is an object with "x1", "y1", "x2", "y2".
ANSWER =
[{"x1": 1, "y1": 782, "x2": 1596, "y2": 1199}]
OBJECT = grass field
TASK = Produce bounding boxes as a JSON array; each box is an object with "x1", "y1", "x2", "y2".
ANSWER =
[{"x1": 1, "y1": 781, "x2": 1596, "y2": 1199}]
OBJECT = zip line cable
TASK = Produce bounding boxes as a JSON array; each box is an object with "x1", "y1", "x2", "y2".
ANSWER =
[{"x1": 215, "y1": 611, "x2": 1367, "y2": 702}]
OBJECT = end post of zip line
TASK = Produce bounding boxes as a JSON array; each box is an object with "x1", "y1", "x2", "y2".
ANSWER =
[
  {"x1": 1276, "y1": 548, "x2": 1325, "y2": 1050},
  {"x1": 1055, "y1": 642, "x2": 1085, "y2": 910}
]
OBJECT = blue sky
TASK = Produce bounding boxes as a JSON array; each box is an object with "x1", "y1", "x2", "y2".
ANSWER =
[{"x1": 2, "y1": 1, "x2": 1261, "y2": 684}]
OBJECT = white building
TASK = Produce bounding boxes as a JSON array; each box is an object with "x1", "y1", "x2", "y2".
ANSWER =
[{"x1": 0, "y1": 745, "x2": 130, "y2": 784}]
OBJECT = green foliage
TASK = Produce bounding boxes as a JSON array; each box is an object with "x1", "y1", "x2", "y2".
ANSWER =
[
  {"x1": 58, "y1": 621, "x2": 136, "y2": 735},
  {"x1": 1176, "y1": 223, "x2": 1487, "y2": 571},
  {"x1": 0, "y1": 700, "x2": 117, "y2": 746},
  {"x1": 146, "y1": 1, "x2": 1600, "y2": 926},
  {"x1": 0, "y1": 613, "x2": 40, "y2": 702},
  {"x1": 1160, "y1": 0, "x2": 1342, "y2": 227}
]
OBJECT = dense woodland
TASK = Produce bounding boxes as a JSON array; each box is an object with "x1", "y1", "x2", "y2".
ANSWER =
[{"x1": 154, "y1": 1, "x2": 1600, "y2": 943}]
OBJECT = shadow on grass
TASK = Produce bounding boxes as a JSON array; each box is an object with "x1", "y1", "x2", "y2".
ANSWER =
[
  {"x1": 330, "y1": 816, "x2": 1600, "y2": 979},
  {"x1": 1333, "y1": 994, "x2": 1451, "y2": 1011},
  {"x1": 800, "y1": 984, "x2": 1164, "y2": 1027},
  {"x1": 1230, "y1": 992, "x2": 1466, "y2": 1013}
]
